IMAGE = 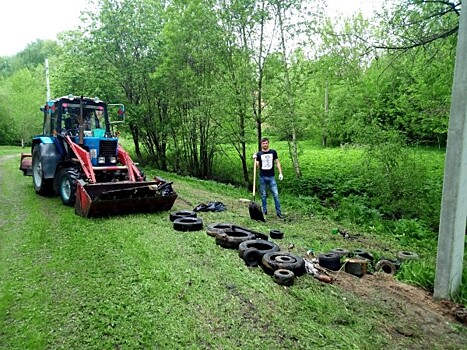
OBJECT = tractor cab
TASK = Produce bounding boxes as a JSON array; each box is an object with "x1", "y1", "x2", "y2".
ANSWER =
[
  {"x1": 41, "y1": 95, "x2": 111, "y2": 138},
  {"x1": 39, "y1": 96, "x2": 125, "y2": 167}
]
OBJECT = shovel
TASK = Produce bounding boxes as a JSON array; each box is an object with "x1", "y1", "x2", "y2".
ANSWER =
[{"x1": 249, "y1": 159, "x2": 265, "y2": 222}]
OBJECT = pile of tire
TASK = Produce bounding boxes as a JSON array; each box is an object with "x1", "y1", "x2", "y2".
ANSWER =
[
  {"x1": 214, "y1": 228, "x2": 256, "y2": 249},
  {"x1": 207, "y1": 223, "x2": 268, "y2": 243},
  {"x1": 206, "y1": 222, "x2": 306, "y2": 287},
  {"x1": 170, "y1": 210, "x2": 197, "y2": 222},
  {"x1": 170, "y1": 210, "x2": 203, "y2": 232},
  {"x1": 374, "y1": 250, "x2": 419, "y2": 275},
  {"x1": 261, "y1": 252, "x2": 306, "y2": 277},
  {"x1": 317, "y1": 248, "x2": 375, "y2": 273},
  {"x1": 261, "y1": 252, "x2": 306, "y2": 286},
  {"x1": 206, "y1": 223, "x2": 237, "y2": 237},
  {"x1": 238, "y1": 239, "x2": 280, "y2": 267}
]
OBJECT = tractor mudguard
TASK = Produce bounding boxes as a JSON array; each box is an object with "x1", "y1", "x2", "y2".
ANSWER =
[
  {"x1": 75, "y1": 179, "x2": 177, "y2": 218},
  {"x1": 36, "y1": 142, "x2": 62, "y2": 180}
]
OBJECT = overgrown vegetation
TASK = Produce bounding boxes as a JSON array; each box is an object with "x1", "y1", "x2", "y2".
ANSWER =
[
  {"x1": 0, "y1": 1, "x2": 459, "y2": 175},
  {"x1": 1, "y1": 147, "x2": 465, "y2": 349}
]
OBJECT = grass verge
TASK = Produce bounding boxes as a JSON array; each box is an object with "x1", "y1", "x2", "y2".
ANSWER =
[{"x1": 0, "y1": 146, "x2": 465, "y2": 349}]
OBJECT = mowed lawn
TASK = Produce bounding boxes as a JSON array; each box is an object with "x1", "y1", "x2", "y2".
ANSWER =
[{"x1": 0, "y1": 147, "x2": 465, "y2": 349}]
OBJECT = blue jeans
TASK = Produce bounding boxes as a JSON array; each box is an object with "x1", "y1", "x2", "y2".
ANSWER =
[{"x1": 259, "y1": 176, "x2": 281, "y2": 215}]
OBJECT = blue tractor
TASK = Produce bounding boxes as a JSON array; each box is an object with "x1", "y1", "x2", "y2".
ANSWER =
[{"x1": 20, "y1": 95, "x2": 177, "y2": 217}]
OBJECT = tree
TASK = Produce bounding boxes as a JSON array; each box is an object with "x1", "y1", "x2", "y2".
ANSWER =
[
  {"x1": 373, "y1": 0, "x2": 461, "y2": 51},
  {"x1": 79, "y1": 0, "x2": 168, "y2": 166}
]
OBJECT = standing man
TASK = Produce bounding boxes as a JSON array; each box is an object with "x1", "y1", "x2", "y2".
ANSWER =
[{"x1": 255, "y1": 137, "x2": 285, "y2": 219}]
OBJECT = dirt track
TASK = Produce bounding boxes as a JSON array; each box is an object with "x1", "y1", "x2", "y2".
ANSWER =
[{"x1": 331, "y1": 270, "x2": 467, "y2": 346}]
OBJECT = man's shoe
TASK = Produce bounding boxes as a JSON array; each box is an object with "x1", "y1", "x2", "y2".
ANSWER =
[
  {"x1": 263, "y1": 211, "x2": 267, "y2": 215},
  {"x1": 277, "y1": 213, "x2": 286, "y2": 219}
]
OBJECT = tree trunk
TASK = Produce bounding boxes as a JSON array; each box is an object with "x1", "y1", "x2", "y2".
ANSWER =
[
  {"x1": 322, "y1": 80, "x2": 329, "y2": 147},
  {"x1": 277, "y1": 3, "x2": 301, "y2": 178},
  {"x1": 129, "y1": 121, "x2": 144, "y2": 166}
]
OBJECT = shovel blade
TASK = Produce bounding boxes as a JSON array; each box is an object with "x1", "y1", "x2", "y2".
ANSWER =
[{"x1": 249, "y1": 201, "x2": 265, "y2": 222}]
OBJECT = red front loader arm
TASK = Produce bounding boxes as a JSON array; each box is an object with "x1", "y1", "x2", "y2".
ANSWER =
[{"x1": 65, "y1": 135, "x2": 97, "y2": 183}]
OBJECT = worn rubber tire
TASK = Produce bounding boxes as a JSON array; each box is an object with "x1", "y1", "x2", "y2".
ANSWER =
[
  {"x1": 242, "y1": 248, "x2": 263, "y2": 267},
  {"x1": 238, "y1": 239, "x2": 280, "y2": 259},
  {"x1": 353, "y1": 249, "x2": 374, "y2": 262},
  {"x1": 269, "y1": 229, "x2": 284, "y2": 239},
  {"x1": 170, "y1": 210, "x2": 197, "y2": 222},
  {"x1": 331, "y1": 248, "x2": 350, "y2": 258},
  {"x1": 397, "y1": 251, "x2": 419, "y2": 261},
  {"x1": 318, "y1": 253, "x2": 341, "y2": 271},
  {"x1": 215, "y1": 229, "x2": 256, "y2": 249},
  {"x1": 375, "y1": 259, "x2": 397, "y2": 275},
  {"x1": 32, "y1": 145, "x2": 53, "y2": 196},
  {"x1": 173, "y1": 217, "x2": 204, "y2": 232},
  {"x1": 262, "y1": 252, "x2": 305, "y2": 276},
  {"x1": 58, "y1": 168, "x2": 78, "y2": 206},
  {"x1": 206, "y1": 223, "x2": 235, "y2": 237},
  {"x1": 273, "y1": 269, "x2": 295, "y2": 286},
  {"x1": 275, "y1": 255, "x2": 296, "y2": 263}
]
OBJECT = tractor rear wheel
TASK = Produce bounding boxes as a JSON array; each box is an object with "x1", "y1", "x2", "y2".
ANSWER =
[
  {"x1": 32, "y1": 145, "x2": 53, "y2": 196},
  {"x1": 59, "y1": 168, "x2": 78, "y2": 206}
]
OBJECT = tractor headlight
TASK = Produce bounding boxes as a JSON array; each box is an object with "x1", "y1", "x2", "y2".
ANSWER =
[
  {"x1": 98, "y1": 156, "x2": 105, "y2": 164},
  {"x1": 109, "y1": 156, "x2": 117, "y2": 164}
]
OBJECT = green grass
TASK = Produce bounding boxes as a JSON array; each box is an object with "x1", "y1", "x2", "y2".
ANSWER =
[{"x1": 0, "y1": 146, "x2": 465, "y2": 349}]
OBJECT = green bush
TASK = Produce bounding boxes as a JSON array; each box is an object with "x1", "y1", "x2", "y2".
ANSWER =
[{"x1": 396, "y1": 259, "x2": 436, "y2": 291}]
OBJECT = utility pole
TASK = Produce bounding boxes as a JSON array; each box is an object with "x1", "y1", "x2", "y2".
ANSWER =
[
  {"x1": 434, "y1": 6, "x2": 467, "y2": 299},
  {"x1": 45, "y1": 58, "x2": 50, "y2": 101}
]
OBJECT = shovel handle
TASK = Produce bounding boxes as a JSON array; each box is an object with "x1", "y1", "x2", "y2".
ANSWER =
[{"x1": 252, "y1": 159, "x2": 257, "y2": 199}]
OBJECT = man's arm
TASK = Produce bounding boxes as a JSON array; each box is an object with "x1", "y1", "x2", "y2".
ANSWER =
[{"x1": 275, "y1": 158, "x2": 283, "y2": 180}]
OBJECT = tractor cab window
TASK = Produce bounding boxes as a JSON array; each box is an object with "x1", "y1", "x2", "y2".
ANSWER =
[
  {"x1": 94, "y1": 110, "x2": 104, "y2": 129},
  {"x1": 62, "y1": 109, "x2": 79, "y2": 135},
  {"x1": 60, "y1": 103, "x2": 106, "y2": 137},
  {"x1": 84, "y1": 110, "x2": 103, "y2": 130},
  {"x1": 43, "y1": 102, "x2": 58, "y2": 136}
]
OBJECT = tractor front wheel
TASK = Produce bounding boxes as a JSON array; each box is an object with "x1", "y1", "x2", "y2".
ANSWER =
[
  {"x1": 59, "y1": 168, "x2": 78, "y2": 206},
  {"x1": 32, "y1": 145, "x2": 53, "y2": 196}
]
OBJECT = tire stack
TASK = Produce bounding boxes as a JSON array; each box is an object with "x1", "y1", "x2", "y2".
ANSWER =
[
  {"x1": 238, "y1": 239, "x2": 280, "y2": 267},
  {"x1": 261, "y1": 251, "x2": 306, "y2": 286},
  {"x1": 170, "y1": 210, "x2": 204, "y2": 232}
]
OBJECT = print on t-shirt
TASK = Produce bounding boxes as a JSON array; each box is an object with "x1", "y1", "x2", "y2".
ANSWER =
[{"x1": 261, "y1": 153, "x2": 274, "y2": 170}]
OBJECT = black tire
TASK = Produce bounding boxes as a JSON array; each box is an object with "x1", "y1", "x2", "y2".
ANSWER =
[
  {"x1": 58, "y1": 168, "x2": 79, "y2": 206},
  {"x1": 242, "y1": 248, "x2": 262, "y2": 267},
  {"x1": 32, "y1": 145, "x2": 53, "y2": 196},
  {"x1": 262, "y1": 252, "x2": 306, "y2": 276},
  {"x1": 375, "y1": 259, "x2": 397, "y2": 275},
  {"x1": 397, "y1": 251, "x2": 419, "y2": 261},
  {"x1": 270, "y1": 229, "x2": 284, "y2": 239},
  {"x1": 275, "y1": 255, "x2": 296, "y2": 263},
  {"x1": 173, "y1": 217, "x2": 203, "y2": 232},
  {"x1": 206, "y1": 224, "x2": 268, "y2": 241},
  {"x1": 318, "y1": 253, "x2": 341, "y2": 271},
  {"x1": 238, "y1": 239, "x2": 280, "y2": 259},
  {"x1": 331, "y1": 248, "x2": 350, "y2": 258},
  {"x1": 379, "y1": 257, "x2": 402, "y2": 270},
  {"x1": 170, "y1": 210, "x2": 197, "y2": 222},
  {"x1": 353, "y1": 249, "x2": 374, "y2": 262},
  {"x1": 215, "y1": 229, "x2": 256, "y2": 249},
  {"x1": 206, "y1": 223, "x2": 235, "y2": 237},
  {"x1": 273, "y1": 269, "x2": 295, "y2": 286}
]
